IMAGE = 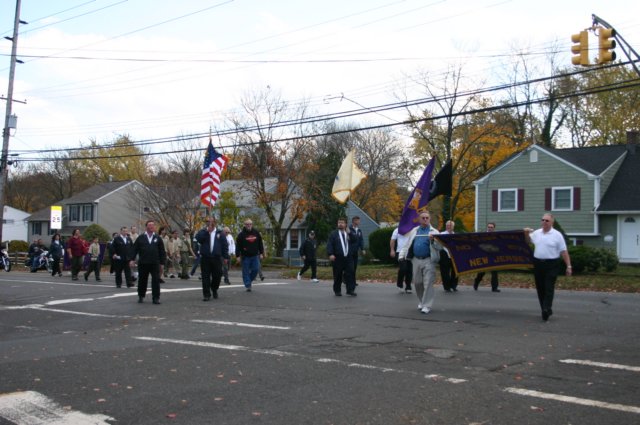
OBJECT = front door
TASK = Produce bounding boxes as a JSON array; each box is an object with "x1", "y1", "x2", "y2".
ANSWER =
[{"x1": 619, "y1": 216, "x2": 640, "y2": 262}]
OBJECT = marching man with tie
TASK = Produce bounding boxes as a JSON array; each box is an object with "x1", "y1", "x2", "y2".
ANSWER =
[
  {"x1": 327, "y1": 217, "x2": 357, "y2": 297},
  {"x1": 195, "y1": 216, "x2": 229, "y2": 301}
]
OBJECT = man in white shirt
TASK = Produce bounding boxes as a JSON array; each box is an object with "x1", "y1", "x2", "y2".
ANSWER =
[
  {"x1": 390, "y1": 227, "x2": 412, "y2": 293},
  {"x1": 525, "y1": 213, "x2": 573, "y2": 321},
  {"x1": 223, "y1": 227, "x2": 236, "y2": 284}
]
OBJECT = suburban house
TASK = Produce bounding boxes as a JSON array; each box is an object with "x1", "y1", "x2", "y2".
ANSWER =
[
  {"x1": 2, "y1": 205, "x2": 30, "y2": 242},
  {"x1": 474, "y1": 131, "x2": 640, "y2": 263},
  {"x1": 214, "y1": 179, "x2": 378, "y2": 259},
  {"x1": 26, "y1": 180, "x2": 153, "y2": 241}
]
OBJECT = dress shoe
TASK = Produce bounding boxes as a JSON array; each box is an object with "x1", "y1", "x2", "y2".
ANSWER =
[
  {"x1": 473, "y1": 281, "x2": 479, "y2": 291},
  {"x1": 443, "y1": 288, "x2": 451, "y2": 292},
  {"x1": 116, "y1": 285, "x2": 122, "y2": 288},
  {"x1": 542, "y1": 310, "x2": 549, "y2": 321},
  {"x1": 492, "y1": 288, "x2": 501, "y2": 293},
  {"x1": 452, "y1": 287, "x2": 458, "y2": 292},
  {"x1": 127, "y1": 282, "x2": 135, "y2": 288},
  {"x1": 159, "y1": 279, "x2": 165, "y2": 284},
  {"x1": 202, "y1": 297, "x2": 211, "y2": 302},
  {"x1": 138, "y1": 296, "x2": 144, "y2": 303},
  {"x1": 346, "y1": 291, "x2": 357, "y2": 296},
  {"x1": 260, "y1": 275, "x2": 265, "y2": 281},
  {"x1": 334, "y1": 292, "x2": 342, "y2": 296},
  {"x1": 212, "y1": 291, "x2": 218, "y2": 299},
  {"x1": 84, "y1": 274, "x2": 88, "y2": 281},
  {"x1": 246, "y1": 288, "x2": 252, "y2": 292},
  {"x1": 152, "y1": 299, "x2": 161, "y2": 305},
  {"x1": 96, "y1": 279, "x2": 102, "y2": 282}
]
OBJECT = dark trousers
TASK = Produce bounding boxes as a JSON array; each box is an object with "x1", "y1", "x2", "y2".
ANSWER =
[
  {"x1": 71, "y1": 256, "x2": 83, "y2": 278},
  {"x1": 201, "y1": 256, "x2": 223, "y2": 298},
  {"x1": 51, "y1": 257, "x2": 61, "y2": 276},
  {"x1": 475, "y1": 271, "x2": 499, "y2": 290},
  {"x1": 352, "y1": 254, "x2": 359, "y2": 283},
  {"x1": 299, "y1": 258, "x2": 317, "y2": 279},
  {"x1": 84, "y1": 261, "x2": 101, "y2": 280},
  {"x1": 534, "y1": 259, "x2": 560, "y2": 313},
  {"x1": 332, "y1": 256, "x2": 354, "y2": 294},
  {"x1": 439, "y1": 254, "x2": 458, "y2": 290},
  {"x1": 396, "y1": 257, "x2": 413, "y2": 289},
  {"x1": 114, "y1": 259, "x2": 133, "y2": 287},
  {"x1": 137, "y1": 263, "x2": 161, "y2": 301}
]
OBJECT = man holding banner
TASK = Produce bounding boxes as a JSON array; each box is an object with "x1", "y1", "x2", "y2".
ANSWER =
[{"x1": 399, "y1": 212, "x2": 441, "y2": 314}]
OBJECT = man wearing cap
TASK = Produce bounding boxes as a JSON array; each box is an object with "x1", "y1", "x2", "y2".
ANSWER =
[{"x1": 298, "y1": 230, "x2": 318, "y2": 282}]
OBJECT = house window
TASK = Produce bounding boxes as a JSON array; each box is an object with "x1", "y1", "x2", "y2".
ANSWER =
[
  {"x1": 290, "y1": 229, "x2": 300, "y2": 250},
  {"x1": 31, "y1": 222, "x2": 42, "y2": 235},
  {"x1": 499, "y1": 189, "x2": 517, "y2": 211},
  {"x1": 82, "y1": 204, "x2": 94, "y2": 222},
  {"x1": 529, "y1": 150, "x2": 538, "y2": 162},
  {"x1": 552, "y1": 187, "x2": 573, "y2": 211},
  {"x1": 69, "y1": 205, "x2": 81, "y2": 222}
]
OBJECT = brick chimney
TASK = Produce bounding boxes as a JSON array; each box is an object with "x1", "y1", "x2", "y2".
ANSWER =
[{"x1": 627, "y1": 130, "x2": 638, "y2": 155}]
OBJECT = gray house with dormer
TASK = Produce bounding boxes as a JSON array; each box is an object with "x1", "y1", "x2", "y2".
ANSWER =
[
  {"x1": 26, "y1": 180, "x2": 153, "y2": 241},
  {"x1": 474, "y1": 131, "x2": 640, "y2": 263}
]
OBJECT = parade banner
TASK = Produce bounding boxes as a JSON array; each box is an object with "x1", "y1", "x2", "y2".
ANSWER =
[{"x1": 435, "y1": 230, "x2": 534, "y2": 276}]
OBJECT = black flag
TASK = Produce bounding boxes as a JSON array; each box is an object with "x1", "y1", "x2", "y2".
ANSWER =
[{"x1": 429, "y1": 159, "x2": 452, "y2": 199}]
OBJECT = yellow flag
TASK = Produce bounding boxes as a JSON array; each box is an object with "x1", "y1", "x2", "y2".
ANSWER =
[{"x1": 331, "y1": 150, "x2": 367, "y2": 204}]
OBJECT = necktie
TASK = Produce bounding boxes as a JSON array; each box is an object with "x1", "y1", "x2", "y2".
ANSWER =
[{"x1": 210, "y1": 231, "x2": 215, "y2": 254}]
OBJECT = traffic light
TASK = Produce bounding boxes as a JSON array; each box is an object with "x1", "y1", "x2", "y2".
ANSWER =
[
  {"x1": 571, "y1": 30, "x2": 589, "y2": 66},
  {"x1": 598, "y1": 27, "x2": 616, "y2": 64}
]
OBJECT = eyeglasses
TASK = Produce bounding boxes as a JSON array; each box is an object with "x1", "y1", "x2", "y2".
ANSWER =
[{"x1": 541, "y1": 219, "x2": 550, "y2": 222}]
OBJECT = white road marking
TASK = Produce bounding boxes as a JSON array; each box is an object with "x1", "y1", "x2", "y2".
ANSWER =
[
  {"x1": 504, "y1": 387, "x2": 640, "y2": 414},
  {"x1": 46, "y1": 298, "x2": 92, "y2": 305},
  {"x1": 0, "y1": 391, "x2": 114, "y2": 424},
  {"x1": 192, "y1": 319, "x2": 291, "y2": 330},
  {"x1": 559, "y1": 359, "x2": 640, "y2": 372},
  {"x1": 135, "y1": 336, "x2": 467, "y2": 383},
  {"x1": 0, "y1": 304, "x2": 159, "y2": 320}
]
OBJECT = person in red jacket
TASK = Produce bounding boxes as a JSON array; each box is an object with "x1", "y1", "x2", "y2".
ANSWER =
[{"x1": 66, "y1": 228, "x2": 85, "y2": 281}]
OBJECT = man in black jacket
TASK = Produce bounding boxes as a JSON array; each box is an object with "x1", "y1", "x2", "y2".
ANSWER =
[
  {"x1": 327, "y1": 218, "x2": 357, "y2": 296},
  {"x1": 235, "y1": 219, "x2": 265, "y2": 292},
  {"x1": 297, "y1": 231, "x2": 318, "y2": 282},
  {"x1": 130, "y1": 220, "x2": 166, "y2": 304},
  {"x1": 111, "y1": 227, "x2": 135, "y2": 288},
  {"x1": 195, "y1": 216, "x2": 229, "y2": 301}
]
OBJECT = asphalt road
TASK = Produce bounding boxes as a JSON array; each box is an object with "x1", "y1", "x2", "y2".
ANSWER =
[{"x1": 1, "y1": 269, "x2": 639, "y2": 424}]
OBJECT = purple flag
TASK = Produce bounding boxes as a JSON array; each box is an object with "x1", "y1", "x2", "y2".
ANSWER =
[{"x1": 398, "y1": 158, "x2": 436, "y2": 235}]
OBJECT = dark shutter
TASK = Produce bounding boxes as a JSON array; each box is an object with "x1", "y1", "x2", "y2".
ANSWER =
[
  {"x1": 573, "y1": 187, "x2": 581, "y2": 210},
  {"x1": 517, "y1": 189, "x2": 525, "y2": 211},
  {"x1": 545, "y1": 188, "x2": 551, "y2": 211},
  {"x1": 491, "y1": 190, "x2": 498, "y2": 211}
]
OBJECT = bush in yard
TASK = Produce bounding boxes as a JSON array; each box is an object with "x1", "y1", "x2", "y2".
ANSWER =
[{"x1": 369, "y1": 227, "x2": 395, "y2": 264}]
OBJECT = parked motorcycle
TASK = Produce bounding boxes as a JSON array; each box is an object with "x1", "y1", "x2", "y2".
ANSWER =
[
  {"x1": 0, "y1": 248, "x2": 11, "y2": 272},
  {"x1": 26, "y1": 250, "x2": 52, "y2": 274}
]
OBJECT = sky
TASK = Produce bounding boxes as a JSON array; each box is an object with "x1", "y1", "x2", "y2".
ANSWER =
[{"x1": 1, "y1": 0, "x2": 639, "y2": 165}]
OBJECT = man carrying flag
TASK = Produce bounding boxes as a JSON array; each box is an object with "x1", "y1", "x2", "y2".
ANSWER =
[
  {"x1": 200, "y1": 139, "x2": 228, "y2": 208},
  {"x1": 398, "y1": 158, "x2": 436, "y2": 235}
]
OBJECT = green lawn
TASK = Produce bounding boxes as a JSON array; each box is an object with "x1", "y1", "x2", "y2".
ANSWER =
[{"x1": 284, "y1": 264, "x2": 640, "y2": 293}]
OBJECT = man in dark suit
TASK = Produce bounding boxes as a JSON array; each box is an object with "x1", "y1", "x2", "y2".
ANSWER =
[
  {"x1": 195, "y1": 216, "x2": 229, "y2": 301},
  {"x1": 349, "y1": 216, "x2": 365, "y2": 286},
  {"x1": 130, "y1": 220, "x2": 166, "y2": 304},
  {"x1": 112, "y1": 226, "x2": 135, "y2": 288},
  {"x1": 327, "y1": 217, "x2": 357, "y2": 296}
]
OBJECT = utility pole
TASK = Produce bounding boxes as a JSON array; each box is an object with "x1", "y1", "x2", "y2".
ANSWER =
[{"x1": 0, "y1": 0, "x2": 23, "y2": 243}]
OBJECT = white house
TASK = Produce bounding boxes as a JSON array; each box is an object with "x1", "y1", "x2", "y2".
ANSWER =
[{"x1": 2, "y1": 205, "x2": 30, "y2": 242}]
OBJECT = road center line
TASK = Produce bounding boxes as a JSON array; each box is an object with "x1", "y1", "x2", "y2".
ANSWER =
[
  {"x1": 504, "y1": 387, "x2": 640, "y2": 414},
  {"x1": 192, "y1": 319, "x2": 290, "y2": 330},
  {"x1": 134, "y1": 336, "x2": 467, "y2": 384},
  {"x1": 559, "y1": 359, "x2": 640, "y2": 372}
]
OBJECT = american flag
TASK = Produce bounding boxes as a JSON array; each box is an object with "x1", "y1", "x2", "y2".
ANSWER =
[{"x1": 200, "y1": 140, "x2": 228, "y2": 208}]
